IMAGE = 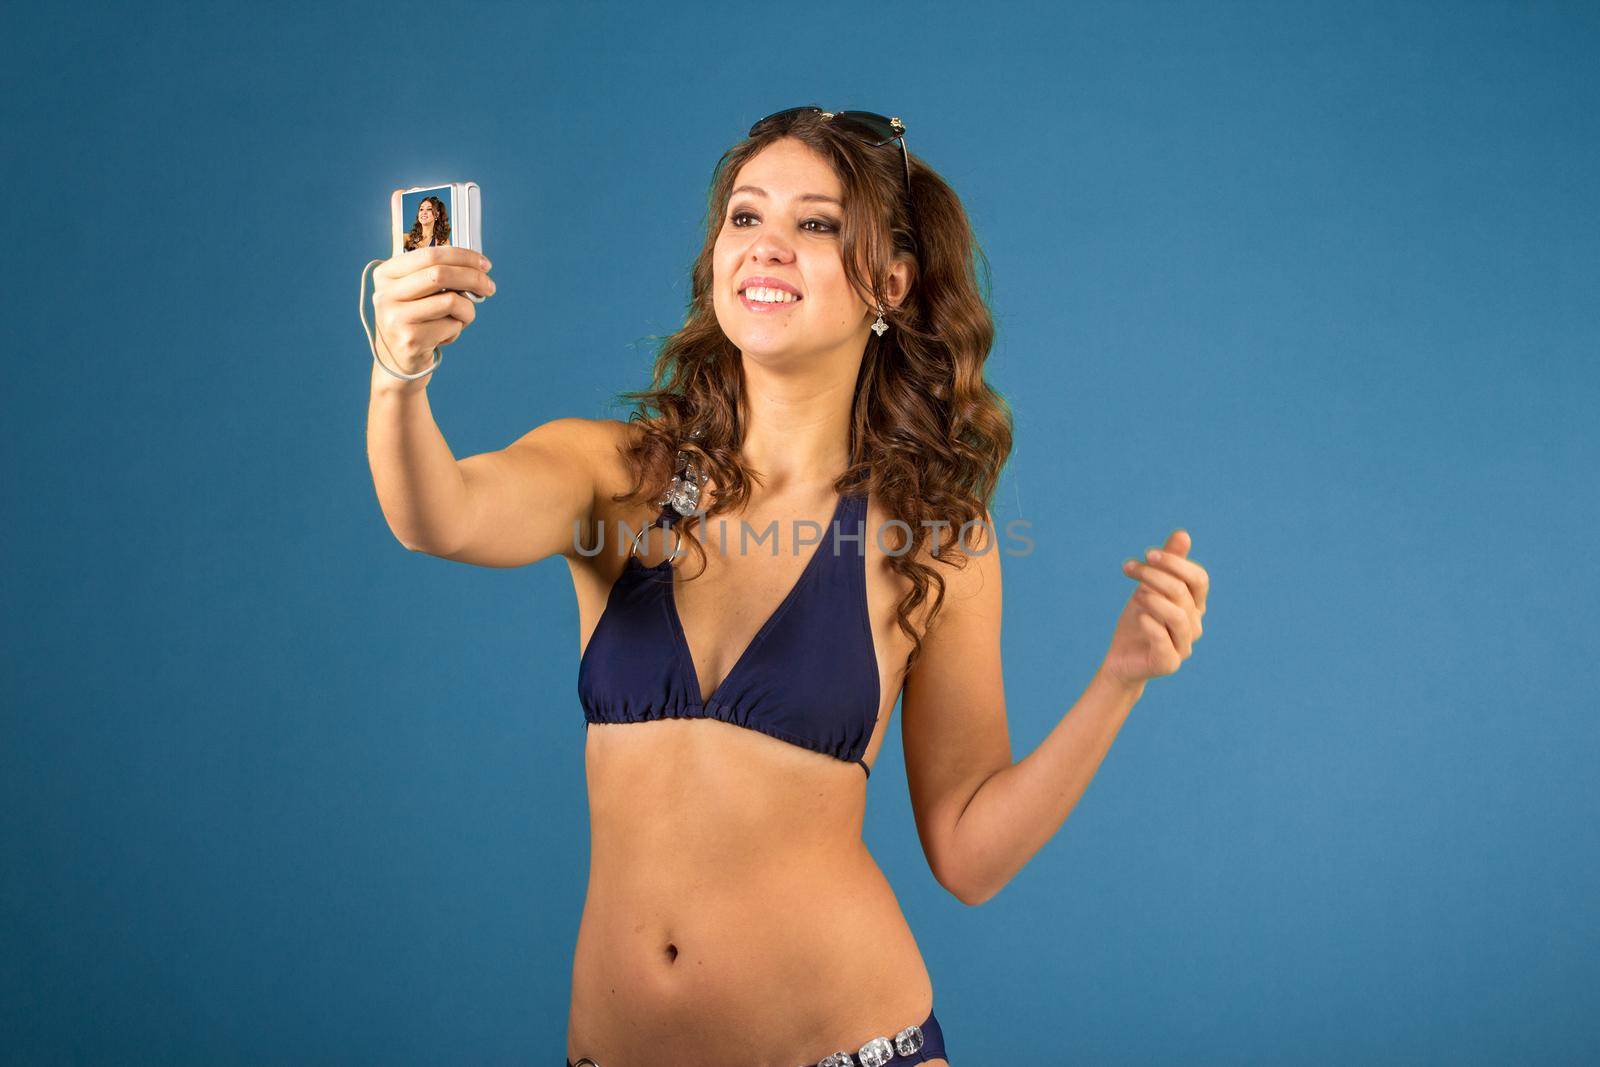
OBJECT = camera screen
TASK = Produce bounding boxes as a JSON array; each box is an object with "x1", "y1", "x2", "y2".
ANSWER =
[{"x1": 396, "y1": 186, "x2": 458, "y2": 253}]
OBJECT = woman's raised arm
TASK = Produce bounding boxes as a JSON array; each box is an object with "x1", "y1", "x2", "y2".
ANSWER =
[
  {"x1": 363, "y1": 244, "x2": 611, "y2": 568},
  {"x1": 368, "y1": 378, "x2": 614, "y2": 568}
]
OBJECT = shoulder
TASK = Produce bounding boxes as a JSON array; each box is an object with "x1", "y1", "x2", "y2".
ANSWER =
[
  {"x1": 875, "y1": 498, "x2": 1001, "y2": 569},
  {"x1": 908, "y1": 504, "x2": 1005, "y2": 638},
  {"x1": 510, "y1": 415, "x2": 631, "y2": 459},
  {"x1": 516, "y1": 416, "x2": 640, "y2": 497},
  {"x1": 866, "y1": 497, "x2": 1002, "y2": 633},
  {"x1": 591, "y1": 416, "x2": 648, "y2": 459}
]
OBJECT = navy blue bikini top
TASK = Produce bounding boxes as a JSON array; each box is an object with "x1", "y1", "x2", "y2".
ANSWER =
[{"x1": 578, "y1": 491, "x2": 880, "y2": 777}]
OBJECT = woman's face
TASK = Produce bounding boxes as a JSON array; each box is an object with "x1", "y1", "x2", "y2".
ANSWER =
[
  {"x1": 712, "y1": 137, "x2": 875, "y2": 366},
  {"x1": 417, "y1": 200, "x2": 437, "y2": 226}
]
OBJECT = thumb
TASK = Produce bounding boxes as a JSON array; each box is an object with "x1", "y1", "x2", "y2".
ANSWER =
[{"x1": 1163, "y1": 528, "x2": 1191, "y2": 558}]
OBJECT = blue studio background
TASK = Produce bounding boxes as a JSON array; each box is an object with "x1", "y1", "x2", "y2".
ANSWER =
[{"x1": 5, "y1": 2, "x2": 1597, "y2": 1063}]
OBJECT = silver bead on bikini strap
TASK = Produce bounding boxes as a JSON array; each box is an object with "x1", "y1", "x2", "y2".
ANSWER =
[{"x1": 808, "y1": 1022, "x2": 924, "y2": 1067}]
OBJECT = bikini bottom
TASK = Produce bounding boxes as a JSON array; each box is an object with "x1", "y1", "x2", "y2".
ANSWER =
[{"x1": 566, "y1": 1002, "x2": 949, "y2": 1066}]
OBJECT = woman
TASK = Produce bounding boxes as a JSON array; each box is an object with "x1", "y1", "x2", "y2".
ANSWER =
[
  {"x1": 402, "y1": 194, "x2": 451, "y2": 251},
  {"x1": 365, "y1": 106, "x2": 1209, "y2": 1066}
]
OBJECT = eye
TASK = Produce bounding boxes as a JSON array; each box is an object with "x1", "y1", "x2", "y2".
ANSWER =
[{"x1": 728, "y1": 210, "x2": 839, "y2": 235}]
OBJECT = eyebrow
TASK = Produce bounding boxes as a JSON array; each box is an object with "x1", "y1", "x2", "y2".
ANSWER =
[{"x1": 730, "y1": 184, "x2": 843, "y2": 207}]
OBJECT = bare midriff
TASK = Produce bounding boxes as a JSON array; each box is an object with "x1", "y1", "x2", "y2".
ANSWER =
[{"x1": 566, "y1": 717, "x2": 937, "y2": 1067}]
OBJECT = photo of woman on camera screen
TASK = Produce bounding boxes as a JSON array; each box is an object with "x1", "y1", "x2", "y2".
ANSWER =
[{"x1": 401, "y1": 193, "x2": 451, "y2": 252}]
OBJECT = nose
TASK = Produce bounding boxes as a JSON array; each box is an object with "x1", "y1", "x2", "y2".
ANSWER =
[{"x1": 748, "y1": 231, "x2": 796, "y2": 265}]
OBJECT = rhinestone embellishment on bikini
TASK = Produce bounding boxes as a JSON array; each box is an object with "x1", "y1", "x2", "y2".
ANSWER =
[
  {"x1": 893, "y1": 1024, "x2": 925, "y2": 1055},
  {"x1": 858, "y1": 1035, "x2": 895, "y2": 1066},
  {"x1": 658, "y1": 446, "x2": 704, "y2": 517},
  {"x1": 661, "y1": 454, "x2": 701, "y2": 516},
  {"x1": 809, "y1": 1020, "x2": 923, "y2": 1067},
  {"x1": 656, "y1": 429, "x2": 707, "y2": 519}
]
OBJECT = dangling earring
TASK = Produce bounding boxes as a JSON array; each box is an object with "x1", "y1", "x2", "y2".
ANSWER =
[{"x1": 871, "y1": 301, "x2": 889, "y2": 337}]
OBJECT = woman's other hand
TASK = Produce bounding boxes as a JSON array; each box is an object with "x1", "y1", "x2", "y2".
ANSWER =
[{"x1": 1100, "y1": 529, "x2": 1209, "y2": 690}]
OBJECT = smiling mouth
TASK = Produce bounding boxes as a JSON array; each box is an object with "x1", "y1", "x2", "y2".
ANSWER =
[
  {"x1": 739, "y1": 291, "x2": 802, "y2": 313},
  {"x1": 738, "y1": 285, "x2": 803, "y2": 312}
]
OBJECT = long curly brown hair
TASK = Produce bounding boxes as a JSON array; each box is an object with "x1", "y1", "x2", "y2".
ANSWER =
[
  {"x1": 403, "y1": 195, "x2": 451, "y2": 251},
  {"x1": 610, "y1": 110, "x2": 1013, "y2": 675}
]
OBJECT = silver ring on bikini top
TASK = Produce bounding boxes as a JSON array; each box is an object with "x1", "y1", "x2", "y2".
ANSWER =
[
  {"x1": 628, "y1": 517, "x2": 685, "y2": 563},
  {"x1": 571, "y1": 1060, "x2": 601, "y2": 1067}
]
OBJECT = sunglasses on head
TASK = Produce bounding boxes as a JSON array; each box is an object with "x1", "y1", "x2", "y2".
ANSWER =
[{"x1": 748, "y1": 105, "x2": 914, "y2": 210}]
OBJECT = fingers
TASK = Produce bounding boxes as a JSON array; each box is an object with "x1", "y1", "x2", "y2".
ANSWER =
[
  {"x1": 1112, "y1": 530, "x2": 1208, "y2": 683},
  {"x1": 1136, "y1": 612, "x2": 1182, "y2": 675},
  {"x1": 389, "y1": 289, "x2": 477, "y2": 329},
  {"x1": 1134, "y1": 543, "x2": 1209, "y2": 615},
  {"x1": 380, "y1": 312, "x2": 464, "y2": 357},
  {"x1": 1133, "y1": 583, "x2": 1194, "y2": 657},
  {"x1": 378, "y1": 258, "x2": 495, "y2": 302},
  {"x1": 1123, "y1": 556, "x2": 1195, "y2": 611},
  {"x1": 374, "y1": 244, "x2": 492, "y2": 282}
]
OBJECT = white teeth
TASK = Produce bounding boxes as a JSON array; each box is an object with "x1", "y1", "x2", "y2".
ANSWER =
[{"x1": 744, "y1": 286, "x2": 797, "y2": 304}]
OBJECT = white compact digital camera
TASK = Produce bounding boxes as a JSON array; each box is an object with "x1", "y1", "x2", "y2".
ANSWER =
[{"x1": 390, "y1": 181, "x2": 485, "y2": 303}]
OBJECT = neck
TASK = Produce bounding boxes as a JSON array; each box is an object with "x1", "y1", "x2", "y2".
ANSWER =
[{"x1": 735, "y1": 359, "x2": 859, "y2": 498}]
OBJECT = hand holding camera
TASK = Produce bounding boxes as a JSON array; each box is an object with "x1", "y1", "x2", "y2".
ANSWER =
[
  {"x1": 370, "y1": 246, "x2": 495, "y2": 375},
  {"x1": 361, "y1": 181, "x2": 491, "y2": 382}
]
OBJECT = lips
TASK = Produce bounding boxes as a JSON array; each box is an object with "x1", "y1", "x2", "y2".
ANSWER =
[{"x1": 736, "y1": 274, "x2": 804, "y2": 315}]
